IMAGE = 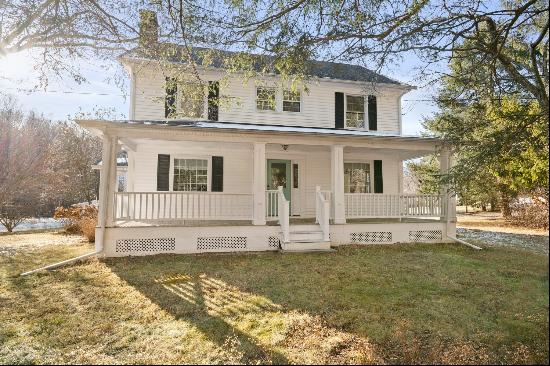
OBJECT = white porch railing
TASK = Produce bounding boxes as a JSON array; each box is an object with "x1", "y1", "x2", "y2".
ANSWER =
[
  {"x1": 315, "y1": 186, "x2": 330, "y2": 241},
  {"x1": 266, "y1": 190, "x2": 278, "y2": 219},
  {"x1": 344, "y1": 194, "x2": 446, "y2": 218},
  {"x1": 114, "y1": 192, "x2": 253, "y2": 221},
  {"x1": 277, "y1": 186, "x2": 290, "y2": 243}
]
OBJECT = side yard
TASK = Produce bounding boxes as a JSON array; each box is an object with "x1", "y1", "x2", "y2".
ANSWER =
[{"x1": 0, "y1": 229, "x2": 548, "y2": 364}]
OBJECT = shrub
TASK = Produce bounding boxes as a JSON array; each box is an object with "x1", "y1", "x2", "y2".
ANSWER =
[
  {"x1": 509, "y1": 192, "x2": 549, "y2": 230},
  {"x1": 54, "y1": 204, "x2": 98, "y2": 242}
]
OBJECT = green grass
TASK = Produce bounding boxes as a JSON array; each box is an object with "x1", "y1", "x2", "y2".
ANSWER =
[{"x1": 1, "y1": 239, "x2": 548, "y2": 364}]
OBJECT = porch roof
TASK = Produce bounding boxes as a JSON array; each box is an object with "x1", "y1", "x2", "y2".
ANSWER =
[{"x1": 79, "y1": 118, "x2": 441, "y2": 143}]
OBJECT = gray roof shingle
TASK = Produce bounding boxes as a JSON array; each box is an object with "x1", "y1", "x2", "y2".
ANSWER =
[{"x1": 120, "y1": 45, "x2": 404, "y2": 85}]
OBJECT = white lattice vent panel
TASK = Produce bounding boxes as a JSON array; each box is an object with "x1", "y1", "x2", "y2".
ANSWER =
[
  {"x1": 350, "y1": 232, "x2": 392, "y2": 244},
  {"x1": 408, "y1": 230, "x2": 443, "y2": 242},
  {"x1": 197, "y1": 236, "x2": 247, "y2": 250},
  {"x1": 268, "y1": 236, "x2": 280, "y2": 248},
  {"x1": 116, "y1": 238, "x2": 176, "y2": 253}
]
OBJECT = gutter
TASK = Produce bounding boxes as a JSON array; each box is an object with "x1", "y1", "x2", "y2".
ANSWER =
[
  {"x1": 20, "y1": 250, "x2": 101, "y2": 277},
  {"x1": 446, "y1": 235, "x2": 482, "y2": 250}
]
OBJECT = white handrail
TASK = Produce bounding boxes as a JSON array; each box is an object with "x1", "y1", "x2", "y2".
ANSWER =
[
  {"x1": 277, "y1": 186, "x2": 290, "y2": 243},
  {"x1": 113, "y1": 191, "x2": 254, "y2": 221},
  {"x1": 315, "y1": 186, "x2": 330, "y2": 241}
]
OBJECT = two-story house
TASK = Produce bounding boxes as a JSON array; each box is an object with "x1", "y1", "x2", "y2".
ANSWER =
[{"x1": 78, "y1": 11, "x2": 456, "y2": 256}]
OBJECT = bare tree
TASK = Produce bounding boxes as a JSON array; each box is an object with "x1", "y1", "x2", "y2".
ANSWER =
[
  {"x1": 47, "y1": 122, "x2": 102, "y2": 205},
  {"x1": 0, "y1": 95, "x2": 54, "y2": 231},
  {"x1": 0, "y1": 0, "x2": 141, "y2": 86}
]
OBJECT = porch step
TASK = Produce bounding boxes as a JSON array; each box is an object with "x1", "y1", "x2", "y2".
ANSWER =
[
  {"x1": 281, "y1": 240, "x2": 332, "y2": 252},
  {"x1": 287, "y1": 230, "x2": 324, "y2": 242},
  {"x1": 278, "y1": 224, "x2": 331, "y2": 252}
]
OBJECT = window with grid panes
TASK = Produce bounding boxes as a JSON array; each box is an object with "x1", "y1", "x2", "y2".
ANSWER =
[
  {"x1": 345, "y1": 95, "x2": 365, "y2": 128},
  {"x1": 283, "y1": 89, "x2": 301, "y2": 112},
  {"x1": 344, "y1": 162, "x2": 371, "y2": 193},
  {"x1": 173, "y1": 159, "x2": 208, "y2": 191}
]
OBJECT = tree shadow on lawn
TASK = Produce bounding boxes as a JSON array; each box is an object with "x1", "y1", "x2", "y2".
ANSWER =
[{"x1": 105, "y1": 244, "x2": 549, "y2": 364}]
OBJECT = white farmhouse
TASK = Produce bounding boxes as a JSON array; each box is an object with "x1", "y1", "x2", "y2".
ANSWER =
[{"x1": 78, "y1": 11, "x2": 456, "y2": 256}]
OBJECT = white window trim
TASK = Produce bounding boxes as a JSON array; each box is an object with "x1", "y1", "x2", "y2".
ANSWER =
[
  {"x1": 344, "y1": 160, "x2": 374, "y2": 193},
  {"x1": 282, "y1": 89, "x2": 302, "y2": 113},
  {"x1": 169, "y1": 155, "x2": 212, "y2": 192},
  {"x1": 344, "y1": 94, "x2": 369, "y2": 130}
]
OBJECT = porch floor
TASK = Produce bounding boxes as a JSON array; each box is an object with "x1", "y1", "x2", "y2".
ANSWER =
[{"x1": 114, "y1": 217, "x2": 442, "y2": 227}]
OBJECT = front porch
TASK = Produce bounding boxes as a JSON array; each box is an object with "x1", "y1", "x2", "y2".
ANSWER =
[{"x1": 82, "y1": 119, "x2": 456, "y2": 256}]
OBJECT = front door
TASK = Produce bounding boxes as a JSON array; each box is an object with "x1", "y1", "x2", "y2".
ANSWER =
[{"x1": 267, "y1": 159, "x2": 291, "y2": 214}]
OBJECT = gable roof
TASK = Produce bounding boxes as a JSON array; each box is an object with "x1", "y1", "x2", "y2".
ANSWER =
[{"x1": 120, "y1": 45, "x2": 405, "y2": 85}]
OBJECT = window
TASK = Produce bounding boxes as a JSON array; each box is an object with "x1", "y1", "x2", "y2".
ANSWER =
[
  {"x1": 344, "y1": 162, "x2": 371, "y2": 193},
  {"x1": 256, "y1": 87, "x2": 276, "y2": 111},
  {"x1": 117, "y1": 174, "x2": 126, "y2": 192},
  {"x1": 283, "y1": 90, "x2": 301, "y2": 112},
  {"x1": 346, "y1": 95, "x2": 365, "y2": 128},
  {"x1": 173, "y1": 158, "x2": 208, "y2": 191},
  {"x1": 178, "y1": 83, "x2": 204, "y2": 118},
  {"x1": 293, "y1": 163, "x2": 299, "y2": 188}
]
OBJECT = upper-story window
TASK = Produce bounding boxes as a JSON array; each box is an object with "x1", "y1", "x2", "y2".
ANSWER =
[
  {"x1": 178, "y1": 83, "x2": 204, "y2": 118},
  {"x1": 256, "y1": 87, "x2": 276, "y2": 111},
  {"x1": 283, "y1": 90, "x2": 301, "y2": 112},
  {"x1": 345, "y1": 95, "x2": 365, "y2": 128}
]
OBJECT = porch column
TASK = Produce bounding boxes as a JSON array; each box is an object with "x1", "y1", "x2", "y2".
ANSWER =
[
  {"x1": 331, "y1": 145, "x2": 346, "y2": 224},
  {"x1": 106, "y1": 136, "x2": 119, "y2": 227},
  {"x1": 252, "y1": 142, "x2": 266, "y2": 225},
  {"x1": 439, "y1": 148, "x2": 456, "y2": 237},
  {"x1": 96, "y1": 134, "x2": 115, "y2": 252}
]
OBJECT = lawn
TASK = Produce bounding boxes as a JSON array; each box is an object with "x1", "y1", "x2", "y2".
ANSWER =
[{"x1": 0, "y1": 232, "x2": 548, "y2": 364}]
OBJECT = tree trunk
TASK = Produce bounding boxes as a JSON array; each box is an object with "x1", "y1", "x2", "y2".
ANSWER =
[
  {"x1": 481, "y1": 204, "x2": 487, "y2": 211},
  {"x1": 490, "y1": 198, "x2": 498, "y2": 212},
  {"x1": 500, "y1": 192, "x2": 512, "y2": 218}
]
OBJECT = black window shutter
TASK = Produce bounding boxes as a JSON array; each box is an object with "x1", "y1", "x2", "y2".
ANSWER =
[
  {"x1": 211, "y1": 156, "x2": 223, "y2": 192},
  {"x1": 335, "y1": 92, "x2": 344, "y2": 129},
  {"x1": 368, "y1": 95, "x2": 377, "y2": 131},
  {"x1": 208, "y1": 81, "x2": 219, "y2": 121},
  {"x1": 157, "y1": 154, "x2": 170, "y2": 191},
  {"x1": 374, "y1": 160, "x2": 383, "y2": 193},
  {"x1": 165, "y1": 77, "x2": 177, "y2": 118}
]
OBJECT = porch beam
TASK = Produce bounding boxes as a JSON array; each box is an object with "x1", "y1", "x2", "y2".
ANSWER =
[
  {"x1": 331, "y1": 145, "x2": 346, "y2": 224},
  {"x1": 78, "y1": 120, "x2": 440, "y2": 152},
  {"x1": 253, "y1": 142, "x2": 266, "y2": 225}
]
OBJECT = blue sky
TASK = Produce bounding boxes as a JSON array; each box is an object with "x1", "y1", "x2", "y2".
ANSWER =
[{"x1": 0, "y1": 50, "x2": 439, "y2": 135}]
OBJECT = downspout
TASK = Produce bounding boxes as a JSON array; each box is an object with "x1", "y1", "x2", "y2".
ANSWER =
[
  {"x1": 446, "y1": 235, "x2": 482, "y2": 250},
  {"x1": 20, "y1": 251, "x2": 101, "y2": 276}
]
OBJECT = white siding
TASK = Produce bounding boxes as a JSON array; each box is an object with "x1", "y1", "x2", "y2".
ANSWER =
[
  {"x1": 131, "y1": 64, "x2": 406, "y2": 134},
  {"x1": 131, "y1": 140, "x2": 253, "y2": 194}
]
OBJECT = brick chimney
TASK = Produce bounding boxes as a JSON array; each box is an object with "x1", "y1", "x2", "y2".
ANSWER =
[{"x1": 139, "y1": 10, "x2": 158, "y2": 47}]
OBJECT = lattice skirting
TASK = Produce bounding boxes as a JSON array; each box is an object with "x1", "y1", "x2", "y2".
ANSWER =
[
  {"x1": 268, "y1": 236, "x2": 280, "y2": 248},
  {"x1": 350, "y1": 231, "x2": 392, "y2": 244},
  {"x1": 197, "y1": 236, "x2": 247, "y2": 250},
  {"x1": 115, "y1": 238, "x2": 176, "y2": 253},
  {"x1": 408, "y1": 230, "x2": 443, "y2": 242}
]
